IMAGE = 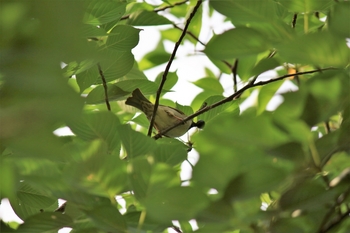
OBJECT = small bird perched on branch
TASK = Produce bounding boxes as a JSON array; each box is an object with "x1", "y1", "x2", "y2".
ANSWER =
[{"x1": 125, "y1": 88, "x2": 205, "y2": 137}]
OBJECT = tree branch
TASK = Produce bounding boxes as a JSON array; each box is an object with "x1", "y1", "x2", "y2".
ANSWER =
[
  {"x1": 147, "y1": 0, "x2": 203, "y2": 136},
  {"x1": 97, "y1": 63, "x2": 111, "y2": 111},
  {"x1": 153, "y1": 67, "x2": 336, "y2": 139}
]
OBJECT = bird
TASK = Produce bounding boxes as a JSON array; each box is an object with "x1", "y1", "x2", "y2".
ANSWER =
[{"x1": 125, "y1": 88, "x2": 205, "y2": 137}]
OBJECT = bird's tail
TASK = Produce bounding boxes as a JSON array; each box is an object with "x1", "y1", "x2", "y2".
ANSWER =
[{"x1": 125, "y1": 88, "x2": 151, "y2": 110}]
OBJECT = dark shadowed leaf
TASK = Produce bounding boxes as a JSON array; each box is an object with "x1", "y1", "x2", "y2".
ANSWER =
[
  {"x1": 17, "y1": 212, "x2": 73, "y2": 232},
  {"x1": 85, "y1": 205, "x2": 127, "y2": 233},
  {"x1": 68, "y1": 111, "x2": 121, "y2": 150},
  {"x1": 276, "y1": 32, "x2": 350, "y2": 67},
  {"x1": 144, "y1": 186, "x2": 209, "y2": 223}
]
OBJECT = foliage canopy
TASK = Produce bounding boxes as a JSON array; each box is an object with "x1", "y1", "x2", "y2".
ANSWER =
[{"x1": 1, "y1": 0, "x2": 349, "y2": 232}]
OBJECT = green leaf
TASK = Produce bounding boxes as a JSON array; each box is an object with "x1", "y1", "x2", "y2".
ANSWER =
[
  {"x1": 251, "y1": 57, "x2": 281, "y2": 77},
  {"x1": 118, "y1": 124, "x2": 156, "y2": 158},
  {"x1": 86, "y1": 84, "x2": 130, "y2": 104},
  {"x1": 63, "y1": 59, "x2": 97, "y2": 78},
  {"x1": 223, "y1": 164, "x2": 287, "y2": 200},
  {"x1": 63, "y1": 140, "x2": 127, "y2": 197},
  {"x1": 81, "y1": 24, "x2": 108, "y2": 38},
  {"x1": 236, "y1": 55, "x2": 259, "y2": 81},
  {"x1": 204, "y1": 28, "x2": 270, "y2": 60},
  {"x1": 0, "y1": 158, "x2": 16, "y2": 200},
  {"x1": 84, "y1": 0, "x2": 126, "y2": 26},
  {"x1": 68, "y1": 111, "x2": 121, "y2": 151},
  {"x1": 115, "y1": 79, "x2": 159, "y2": 94},
  {"x1": 85, "y1": 205, "x2": 127, "y2": 233},
  {"x1": 193, "y1": 112, "x2": 290, "y2": 191},
  {"x1": 127, "y1": 10, "x2": 172, "y2": 25},
  {"x1": 146, "y1": 163, "x2": 181, "y2": 197},
  {"x1": 127, "y1": 157, "x2": 152, "y2": 201},
  {"x1": 128, "y1": 113, "x2": 150, "y2": 130},
  {"x1": 279, "y1": 179, "x2": 337, "y2": 211},
  {"x1": 97, "y1": 49, "x2": 135, "y2": 82},
  {"x1": 155, "y1": 71, "x2": 178, "y2": 91},
  {"x1": 17, "y1": 212, "x2": 73, "y2": 232},
  {"x1": 200, "y1": 95, "x2": 239, "y2": 123},
  {"x1": 106, "y1": 25, "x2": 141, "y2": 51},
  {"x1": 175, "y1": 102, "x2": 194, "y2": 116},
  {"x1": 268, "y1": 142, "x2": 306, "y2": 163},
  {"x1": 17, "y1": 182, "x2": 56, "y2": 209},
  {"x1": 210, "y1": 0, "x2": 278, "y2": 24},
  {"x1": 276, "y1": 31, "x2": 350, "y2": 67},
  {"x1": 187, "y1": 3, "x2": 203, "y2": 45},
  {"x1": 276, "y1": 0, "x2": 334, "y2": 13},
  {"x1": 154, "y1": 138, "x2": 188, "y2": 166},
  {"x1": 328, "y1": 2, "x2": 350, "y2": 38},
  {"x1": 9, "y1": 194, "x2": 58, "y2": 221},
  {"x1": 257, "y1": 80, "x2": 284, "y2": 114},
  {"x1": 144, "y1": 186, "x2": 209, "y2": 223},
  {"x1": 139, "y1": 41, "x2": 170, "y2": 70},
  {"x1": 192, "y1": 77, "x2": 224, "y2": 95}
]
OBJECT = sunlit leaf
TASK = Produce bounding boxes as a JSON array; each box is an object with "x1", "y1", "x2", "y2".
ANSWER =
[
  {"x1": 84, "y1": 0, "x2": 126, "y2": 26},
  {"x1": 118, "y1": 124, "x2": 156, "y2": 158},
  {"x1": 127, "y1": 10, "x2": 172, "y2": 25},
  {"x1": 204, "y1": 28, "x2": 270, "y2": 60}
]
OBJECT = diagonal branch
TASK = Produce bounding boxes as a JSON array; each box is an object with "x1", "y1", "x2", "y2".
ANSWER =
[
  {"x1": 97, "y1": 63, "x2": 111, "y2": 111},
  {"x1": 147, "y1": 0, "x2": 203, "y2": 136},
  {"x1": 153, "y1": 67, "x2": 336, "y2": 139}
]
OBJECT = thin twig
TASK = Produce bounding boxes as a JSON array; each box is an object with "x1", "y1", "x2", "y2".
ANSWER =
[
  {"x1": 120, "y1": 0, "x2": 189, "y2": 20},
  {"x1": 153, "y1": 67, "x2": 336, "y2": 139},
  {"x1": 155, "y1": 0, "x2": 189, "y2": 12},
  {"x1": 147, "y1": 0, "x2": 203, "y2": 136},
  {"x1": 172, "y1": 226, "x2": 183, "y2": 233},
  {"x1": 292, "y1": 13, "x2": 298, "y2": 28},
  {"x1": 232, "y1": 59, "x2": 239, "y2": 92},
  {"x1": 324, "y1": 121, "x2": 331, "y2": 134},
  {"x1": 97, "y1": 63, "x2": 111, "y2": 111}
]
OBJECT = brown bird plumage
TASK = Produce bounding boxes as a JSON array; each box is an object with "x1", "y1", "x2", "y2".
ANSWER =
[{"x1": 125, "y1": 88, "x2": 204, "y2": 137}]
